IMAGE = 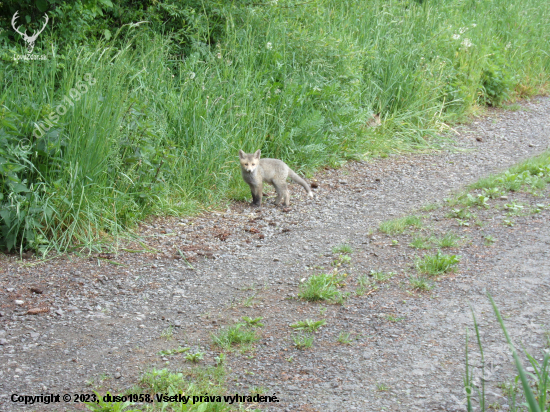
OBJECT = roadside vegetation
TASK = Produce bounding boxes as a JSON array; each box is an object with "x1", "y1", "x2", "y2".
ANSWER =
[{"x1": 1, "y1": 0, "x2": 549, "y2": 254}]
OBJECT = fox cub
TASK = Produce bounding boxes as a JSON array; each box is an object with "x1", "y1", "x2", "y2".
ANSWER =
[{"x1": 239, "y1": 149, "x2": 313, "y2": 207}]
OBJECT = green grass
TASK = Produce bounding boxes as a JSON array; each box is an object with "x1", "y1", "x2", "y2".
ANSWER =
[
  {"x1": 468, "y1": 151, "x2": 550, "y2": 194},
  {"x1": 409, "y1": 275, "x2": 435, "y2": 291},
  {"x1": 416, "y1": 251, "x2": 460, "y2": 275},
  {"x1": 293, "y1": 333, "x2": 314, "y2": 350},
  {"x1": 409, "y1": 235, "x2": 434, "y2": 249},
  {"x1": 376, "y1": 383, "x2": 390, "y2": 392},
  {"x1": 241, "y1": 316, "x2": 264, "y2": 328},
  {"x1": 422, "y1": 203, "x2": 440, "y2": 212},
  {"x1": 386, "y1": 314, "x2": 405, "y2": 322},
  {"x1": 337, "y1": 331, "x2": 353, "y2": 345},
  {"x1": 298, "y1": 272, "x2": 344, "y2": 302},
  {"x1": 379, "y1": 215, "x2": 423, "y2": 235},
  {"x1": 160, "y1": 326, "x2": 174, "y2": 341},
  {"x1": 464, "y1": 295, "x2": 550, "y2": 412},
  {"x1": 241, "y1": 295, "x2": 258, "y2": 308},
  {"x1": 332, "y1": 253, "x2": 352, "y2": 267},
  {"x1": 158, "y1": 347, "x2": 189, "y2": 357},
  {"x1": 290, "y1": 319, "x2": 327, "y2": 333},
  {"x1": 185, "y1": 351, "x2": 204, "y2": 363},
  {"x1": 356, "y1": 274, "x2": 376, "y2": 296},
  {"x1": 2, "y1": 1, "x2": 550, "y2": 253},
  {"x1": 332, "y1": 244, "x2": 354, "y2": 254},
  {"x1": 434, "y1": 232, "x2": 461, "y2": 248},
  {"x1": 211, "y1": 323, "x2": 259, "y2": 351},
  {"x1": 369, "y1": 270, "x2": 395, "y2": 282}
]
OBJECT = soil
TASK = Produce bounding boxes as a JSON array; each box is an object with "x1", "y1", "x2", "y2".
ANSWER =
[{"x1": 1, "y1": 97, "x2": 550, "y2": 412}]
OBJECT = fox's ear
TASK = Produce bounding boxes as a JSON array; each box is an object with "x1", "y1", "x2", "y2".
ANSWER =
[
  {"x1": 239, "y1": 150, "x2": 246, "y2": 159},
  {"x1": 254, "y1": 149, "x2": 261, "y2": 159}
]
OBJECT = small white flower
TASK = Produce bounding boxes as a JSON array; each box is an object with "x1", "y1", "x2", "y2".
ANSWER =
[
  {"x1": 471, "y1": 23, "x2": 477, "y2": 27},
  {"x1": 189, "y1": 72, "x2": 196, "y2": 80},
  {"x1": 266, "y1": 42, "x2": 273, "y2": 50},
  {"x1": 459, "y1": 27, "x2": 467, "y2": 34},
  {"x1": 461, "y1": 38, "x2": 473, "y2": 48},
  {"x1": 217, "y1": 52, "x2": 222, "y2": 59},
  {"x1": 505, "y1": 42, "x2": 512, "y2": 49},
  {"x1": 452, "y1": 34, "x2": 460, "y2": 40}
]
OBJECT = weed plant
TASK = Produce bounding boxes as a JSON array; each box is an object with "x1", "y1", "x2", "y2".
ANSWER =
[
  {"x1": 379, "y1": 216, "x2": 423, "y2": 235},
  {"x1": 337, "y1": 332, "x2": 353, "y2": 345},
  {"x1": 416, "y1": 251, "x2": 460, "y2": 275},
  {"x1": 298, "y1": 272, "x2": 345, "y2": 302},
  {"x1": 409, "y1": 275, "x2": 435, "y2": 291},
  {"x1": 293, "y1": 333, "x2": 314, "y2": 350},
  {"x1": 290, "y1": 319, "x2": 326, "y2": 333},
  {"x1": 464, "y1": 296, "x2": 550, "y2": 412},
  {"x1": 212, "y1": 323, "x2": 259, "y2": 351},
  {"x1": 434, "y1": 232, "x2": 461, "y2": 248},
  {"x1": 369, "y1": 270, "x2": 395, "y2": 282}
]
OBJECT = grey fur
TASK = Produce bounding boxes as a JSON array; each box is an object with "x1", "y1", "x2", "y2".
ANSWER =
[{"x1": 239, "y1": 149, "x2": 313, "y2": 207}]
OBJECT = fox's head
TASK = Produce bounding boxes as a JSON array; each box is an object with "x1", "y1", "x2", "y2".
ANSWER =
[{"x1": 239, "y1": 149, "x2": 261, "y2": 173}]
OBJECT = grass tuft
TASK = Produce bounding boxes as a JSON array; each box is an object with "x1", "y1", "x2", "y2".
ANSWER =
[
  {"x1": 379, "y1": 216, "x2": 423, "y2": 235},
  {"x1": 212, "y1": 323, "x2": 259, "y2": 350},
  {"x1": 298, "y1": 272, "x2": 345, "y2": 302},
  {"x1": 416, "y1": 251, "x2": 460, "y2": 276}
]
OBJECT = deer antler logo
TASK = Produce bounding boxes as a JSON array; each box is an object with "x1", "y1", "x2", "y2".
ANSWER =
[{"x1": 11, "y1": 11, "x2": 49, "y2": 54}]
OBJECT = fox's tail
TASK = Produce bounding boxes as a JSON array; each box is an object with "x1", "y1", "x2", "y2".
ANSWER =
[{"x1": 288, "y1": 169, "x2": 313, "y2": 198}]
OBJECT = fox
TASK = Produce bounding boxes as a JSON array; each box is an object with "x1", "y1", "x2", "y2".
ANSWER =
[{"x1": 239, "y1": 149, "x2": 313, "y2": 207}]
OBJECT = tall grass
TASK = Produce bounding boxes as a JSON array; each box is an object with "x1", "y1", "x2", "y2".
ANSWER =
[
  {"x1": 1, "y1": 0, "x2": 550, "y2": 253},
  {"x1": 464, "y1": 296, "x2": 550, "y2": 412}
]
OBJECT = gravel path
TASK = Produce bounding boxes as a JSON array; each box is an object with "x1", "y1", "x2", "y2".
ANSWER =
[{"x1": 1, "y1": 98, "x2": 549, "y2": 411}]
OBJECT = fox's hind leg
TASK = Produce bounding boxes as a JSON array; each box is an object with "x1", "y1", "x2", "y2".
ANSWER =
[{"x1": 272, "y1": 180, "x2": 288, "y2": 206}]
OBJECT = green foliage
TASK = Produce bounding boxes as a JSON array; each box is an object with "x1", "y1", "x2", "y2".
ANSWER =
[
  {"x1": 211, "y1": 323, "x2": 259, "y2": 350},
  {"x1": 337, "y1": 331, "x2": 353, "y2": 345},
  {"x1": 409, "y1": 235, "x2": 434, "y2": 249},
  {"x1": 416, "y1": 250, "x2": 460, "y2": 275},
  {"x1": 241, "y1": 316, "x2": 264, "y2": 328},
  {"x1": 185, "y1": 351, "x2": 204, "y2": 363},
  {"x1": 332, "y1": 244, "x2": 353, "y2": 254},
  {"x1": 469, "y1": 152, "x2": 550, "y2": 194},
  {"x1": 379, "y1": 215, "x2": 422, "y2": 235},
  {"x1": 138, "y1": 367, "x2": 230, "y2": 411},
  {"x1": 369, "y1": 270, "x2": 395, "y2": 282},
  {"x1": 409, "y1": 275, "x2": 434, "y2": 291},
  {"x1": 465, "y1": 296, "x2": 550, "y2": 412},
  {"x1": 1, "y1": 0, "x2": 550, "y2": 253},
  {"x1": 298, "y1": 272, "x2": 345, "y2": 302},
  {"x1": 480, "y1": 49, "x2": 514, "y2": 107},
  {"x1": 290, "y1": 319, "x2": 326, "y2": 333},
  {"x1": 84, "y1": 391, "x2": 138, "y2": 412},
  {"x1": 293, "y1": 333, "x2": 314, "y2": 350},
  {"x1": 158, "y1": 347, "x2": 190, "y2": 357}
]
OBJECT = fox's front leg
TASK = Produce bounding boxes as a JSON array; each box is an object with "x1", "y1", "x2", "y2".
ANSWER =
[{"x1": 249, "y1": 182, "x2": 263, "y2": 207}]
